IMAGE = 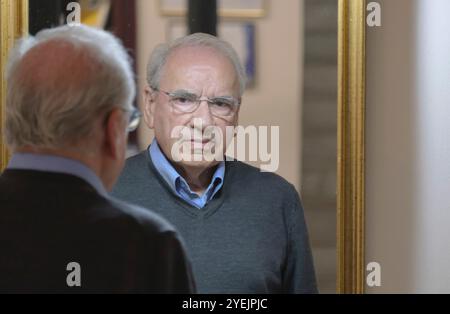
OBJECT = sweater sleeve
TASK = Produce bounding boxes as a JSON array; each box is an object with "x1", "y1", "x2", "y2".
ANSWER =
[{"x1": 282, "y1": 184, "x2": 319, "y2": 294}]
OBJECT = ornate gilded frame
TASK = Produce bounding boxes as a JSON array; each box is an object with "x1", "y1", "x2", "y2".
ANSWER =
[
  {"x1": 0, "y1": 0, "x2": 367, "y2": 294},
  {"x1": 337, "y1": 0, "x2": 366, "y2": 294},
  {"x1": 0, "y1": 0, "x2": 28, "y2": 171}
]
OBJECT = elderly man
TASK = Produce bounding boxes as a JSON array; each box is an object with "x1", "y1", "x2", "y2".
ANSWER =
[
  {"x1": 0, "y1": 25, "x2": 195, "y2": 293},
  {"x1": 112, "y1": 33, "x2": 317, "y2": 294}
]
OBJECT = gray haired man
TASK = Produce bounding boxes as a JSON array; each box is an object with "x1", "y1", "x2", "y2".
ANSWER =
[
  {"x1": 0, "y1": 25, "x2": 195, "y2": 293},
  {"x1": 112, "y1": 33, "x2": 318, "y2": 294}
]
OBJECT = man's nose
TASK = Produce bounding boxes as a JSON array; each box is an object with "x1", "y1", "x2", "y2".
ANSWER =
[{"x1": 192, "y1": 99, "x2": 214, "y2": 127}]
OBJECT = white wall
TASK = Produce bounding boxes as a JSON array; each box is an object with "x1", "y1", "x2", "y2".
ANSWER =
[
  {"x1": 366, "y1": 0, "x2": 450, "y2": 293},
  {"x1": 135, "y1": 0, "x2": 303, "y2": 190},
  {"x1": 414, "y1": 0, "x2": 450, "y2": 293}
]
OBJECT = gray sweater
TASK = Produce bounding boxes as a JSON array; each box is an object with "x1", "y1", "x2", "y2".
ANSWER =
[{"x1": 111, "y1": 150, "x2": 318, "y2": 294}]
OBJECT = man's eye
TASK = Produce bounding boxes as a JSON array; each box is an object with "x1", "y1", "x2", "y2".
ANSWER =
[
  {"x1": 173, "y1": 97, "x2": 192, "y2": 104},
  {"x1": 213, "y1": 100, "x2": 233, "y2": 108}
]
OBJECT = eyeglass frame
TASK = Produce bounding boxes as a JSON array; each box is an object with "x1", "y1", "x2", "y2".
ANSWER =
[
  {"x1": 121, "y1": 107, "x2": 142, "y2": 132},
  {"x1": 152, "y1": 87, "x2": 241, "y2": 118}
]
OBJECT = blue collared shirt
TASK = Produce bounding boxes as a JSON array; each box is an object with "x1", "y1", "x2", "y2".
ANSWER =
[
  {"x1": 149, "y1": 139, "x2": 225, "y2": 209},
  {"x1": 6, "y1": 153, "x2": 108, "y2": 197}
]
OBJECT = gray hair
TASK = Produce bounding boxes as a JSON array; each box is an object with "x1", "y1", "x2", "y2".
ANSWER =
[
  {"x1": 147, "y1": 33, "x2": 247, "y2": 96},
  {"x1": 4, "y1": 24, "x2": 136, "y2": 150}
]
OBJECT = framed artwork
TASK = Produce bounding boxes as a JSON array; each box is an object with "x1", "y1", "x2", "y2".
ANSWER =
[
  {"x1": 0, "y1": 0, "x2": 368, "y2": 295},
  {"x1": 159, "y1": 0, "x2": 267, "y2": 18}
]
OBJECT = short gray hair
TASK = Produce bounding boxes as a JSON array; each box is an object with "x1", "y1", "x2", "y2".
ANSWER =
[
  {"x1": 4, "y1": 24, "x2": 136, "y2": 150},
  {"x1": 147, "y1": 33, "x2": 247, "y2": 96}
]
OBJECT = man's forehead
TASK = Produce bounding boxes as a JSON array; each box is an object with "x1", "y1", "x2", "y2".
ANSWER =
[
  {"x1": 166, "y1": 45, "x2": 232, "y2": 68},
  {"x1": 158, "y1": 45, "x2": 240, "y2": 94}
]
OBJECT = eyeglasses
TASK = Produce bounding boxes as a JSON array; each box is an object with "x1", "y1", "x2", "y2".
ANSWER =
[
  {"x1": 154, "y1": 88, "x2": 241, "y2": 118},
  {"x1": 122, "y1": 107, "x2": 142, "y2": 132}
]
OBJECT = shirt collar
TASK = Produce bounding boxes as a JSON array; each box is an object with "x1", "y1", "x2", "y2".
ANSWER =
[
  {"x1": 7, "y1": 153, "x2": 108, "y2": 197},
  {"x1": 149, "y1": 139, "x2": 225, "y2": 201}
]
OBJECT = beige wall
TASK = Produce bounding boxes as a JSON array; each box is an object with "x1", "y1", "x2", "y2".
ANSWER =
[
  {"x1": 135, "y1": 0, "x2": 303, "y2": 190},
  {"x1": 366, "y1": 0, "x2": 418, "y2": 293},
  {"x1": 366, "y1": 0, "x2": 450, "y2": 293}
]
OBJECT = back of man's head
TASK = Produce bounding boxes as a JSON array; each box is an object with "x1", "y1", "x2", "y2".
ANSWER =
[{"x1": 4, "y1": 25, "x2": 136, "y2": 152}]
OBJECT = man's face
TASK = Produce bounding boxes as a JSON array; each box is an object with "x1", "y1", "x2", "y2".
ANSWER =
[{"x1": 144, "y1": 46, "x2": 241, "y2": 170}]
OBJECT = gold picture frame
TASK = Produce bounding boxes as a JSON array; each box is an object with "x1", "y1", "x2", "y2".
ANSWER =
[
  {"x1": 0, "y1": 0, "x2": 367, "y2": 295},
  {"x1": 0, "y1": 0, "x2": 28, "y2": 171},
  {"x1": 337, "y1": 0, "x2": 366, "y2": 294},
  {"x1": 159, "y1": 0, "x2": 267, "y2": 18}
]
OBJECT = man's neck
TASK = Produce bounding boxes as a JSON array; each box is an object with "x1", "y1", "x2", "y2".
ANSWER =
[
  {"x1": 16, "y1": 146, "x2": 90, "y2": 165},
  {"x1": 15, "y1": 146, "x2": 103, "y2": 183},
  {"x1": 172, "y1": 163, "x2": 218, "y2": 195}
]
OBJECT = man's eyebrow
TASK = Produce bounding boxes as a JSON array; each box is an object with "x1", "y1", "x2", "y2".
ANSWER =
[
  {"x1": 170, "y1": 89, "x2": 198, "y2": 97},
  {"x1": 170, "y1": 89, "x2": 237, "y2": 100},
  {"x1": 212, "y1": 95, "x2": 236, "y2": 100}
]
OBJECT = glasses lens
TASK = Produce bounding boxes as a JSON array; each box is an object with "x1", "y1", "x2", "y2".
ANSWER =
[
  {"x1": 210, "y1": 99, "x2": 237, "y2": 117},
  {"x1": 127, "y1": 109, "x2": 141, "y2": 132},
  {"x1": 170, "y1": 95, "x2": 198, "y2": 113},
  {"x1": 164, "y1": 89, "x2": 239, "y2": 117}
]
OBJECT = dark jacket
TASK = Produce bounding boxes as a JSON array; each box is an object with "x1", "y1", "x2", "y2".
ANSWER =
[{"x1": 0, "y1": 169, "x2": 196, "y2": 294}]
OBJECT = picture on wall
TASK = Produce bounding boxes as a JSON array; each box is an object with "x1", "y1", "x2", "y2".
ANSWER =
[{"x1": 160, "y1": 0, "x2": 266, "y2": 18}]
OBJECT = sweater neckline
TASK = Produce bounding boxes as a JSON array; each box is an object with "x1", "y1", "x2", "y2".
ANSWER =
[{"x1": 144, "y1": 150, "x2": 232, "y2": 219}]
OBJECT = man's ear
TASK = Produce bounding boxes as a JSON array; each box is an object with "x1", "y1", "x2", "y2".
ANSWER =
[
  {"x1": 104, "y1": 108, "x2": 127, "y2": 159},
  {"x1": 143, "y1": 85, "x2": 156, "y2": 129}
]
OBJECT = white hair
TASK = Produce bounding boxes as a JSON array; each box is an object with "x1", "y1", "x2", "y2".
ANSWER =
[
  {"x1": 4, "y1": 24, "x2": 136, "y2": 150},
  {"x1": 147, "y1": 33, "x2": 247, "y2": 96}
]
